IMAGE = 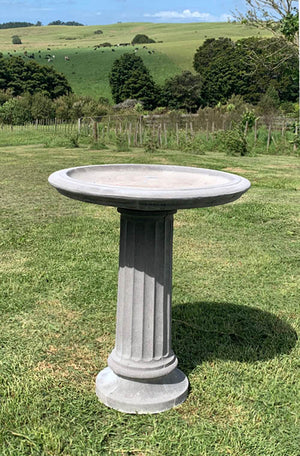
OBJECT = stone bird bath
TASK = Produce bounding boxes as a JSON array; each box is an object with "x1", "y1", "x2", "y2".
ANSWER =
[{"x1": 49, "y1": 164, "x2": 250, "y2": 413}]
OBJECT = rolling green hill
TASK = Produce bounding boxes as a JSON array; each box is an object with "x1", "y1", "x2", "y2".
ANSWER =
[{"x1": 0, "y1": 22, "x2": 269, "y2": 101}]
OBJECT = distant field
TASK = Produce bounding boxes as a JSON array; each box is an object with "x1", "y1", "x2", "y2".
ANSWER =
[{"x1": 0, "y1": 22, "x2": 269, "y2": 100}]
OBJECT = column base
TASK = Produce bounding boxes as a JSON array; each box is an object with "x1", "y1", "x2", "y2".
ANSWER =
[{"x1": 96, "y1": 367, "x2": 189, "y2": 414}]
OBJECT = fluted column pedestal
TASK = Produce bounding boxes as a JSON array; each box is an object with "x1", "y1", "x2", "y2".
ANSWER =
[{"x1": 96, "y1": 209, "x2": 188, "y2": 413}]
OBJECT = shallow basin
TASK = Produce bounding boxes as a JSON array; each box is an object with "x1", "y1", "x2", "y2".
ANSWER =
[{"x1": 48, "y1": 164, "x2": 250, "y2": 211}]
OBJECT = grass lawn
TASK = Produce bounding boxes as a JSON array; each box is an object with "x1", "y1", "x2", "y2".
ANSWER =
[{"x1": 0, "y1": 136, "x2": 299, "y2": 455}]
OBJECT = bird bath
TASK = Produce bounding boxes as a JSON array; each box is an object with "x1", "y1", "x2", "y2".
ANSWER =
[{"x1": 49, "y1": 164, "x2": 250, "y2": 414}]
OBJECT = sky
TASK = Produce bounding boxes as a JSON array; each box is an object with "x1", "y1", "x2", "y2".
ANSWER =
[{"x1": 0, "y1": 1, "x2": 247, "y2": 26}]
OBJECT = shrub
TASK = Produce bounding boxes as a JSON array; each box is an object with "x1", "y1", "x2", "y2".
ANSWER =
[
  {"x1": 68, "y1": 133, "x2": 80, "y2": 148},
  {"x1": 218, "y1": 127, "x2": 248, "y2": 156},
  {"x1": 12, "y1": 35, "x2": 22, "y2": 44},
  {"x1": 144, "y1": 133, "x2": 159, "y2": 153},
  {"x1": 31, "y1": 93, "x2": 55, "y2": 120},
  {"x1": 115, "y1": 133, "x2": 130, "y2": 152},
  {"x1": 132, "y1": 34, "x2": 155, "y2": 45},
  {"x1": 0, "y1": 97, "x2": 32, "y2": 124}
]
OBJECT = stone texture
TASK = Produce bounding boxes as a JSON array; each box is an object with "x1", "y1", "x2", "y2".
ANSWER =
[
  {"x1": 48, "y1": 164, "x2": 251, "y2": 211},
  {"x1": 96, "y1": 367, "x2": 188, "y2": 414},
  {"x1": 108, "y1": 209, "x2": 177, "y2": 379}
]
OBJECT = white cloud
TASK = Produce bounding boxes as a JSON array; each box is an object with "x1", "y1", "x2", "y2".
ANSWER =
[
  {"x1": 219, "y1": 13, "x2": 233, "y2": 21},
  {"x1": 144, "y1": 9, "x2": 212, "y2": 20}
]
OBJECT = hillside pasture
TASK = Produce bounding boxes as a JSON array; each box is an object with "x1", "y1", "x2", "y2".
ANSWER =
[{"x1": 0, "y1": 22, "x2": 270, "y2": 99}]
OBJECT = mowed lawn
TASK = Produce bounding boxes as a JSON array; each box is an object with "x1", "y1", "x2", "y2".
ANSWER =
[
  {"x1": 0, "y1": 22, "x2": 269, "y2": 99},
  {"x1": 0, "y1": 135, "x2": 299, "y2": 455}
]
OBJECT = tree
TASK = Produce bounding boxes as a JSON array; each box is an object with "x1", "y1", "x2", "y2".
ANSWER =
[
  {"x1": 235, "y1": 1, "x2": 299, "y2": 48},
  {"x1": 131, "y1": 34, "x2": 155, "y2": 45},
  {"x1": 109, "y1": 53, "x2": 159, "y2": 110},
  {"x1": 0, "y1": 56, "x2": 72, "y2": 99},
  {"x1": 193, "y1": 37, "x2": 298, "y2": 106},
  {"x1": 162, "y1": 71, "x2": 203, "y2": 112},
  {"x1": 12, "y1": 35, "x2": 22, "y2": 44},
  {"x1": 48, "y1": 20, "x2": 83, "y2": 26}
]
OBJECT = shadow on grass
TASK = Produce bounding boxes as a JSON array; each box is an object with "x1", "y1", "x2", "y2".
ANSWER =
[{"x1": 172, "y1": 302, "x2": 298, "y2": 374}]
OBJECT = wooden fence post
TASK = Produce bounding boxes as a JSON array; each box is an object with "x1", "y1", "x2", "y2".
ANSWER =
[
  {"x1": 176, "y1": 123, "x2": 179, "y2": 146},
  {"x1": 93, "y1": 120, "x2": 98, "y2": 142},
  {"x1": 267, "y1": 124, "x2": 272, "y2": 151},
  {"x1": 254, "y1": 119, "x2": 258, "y2": 145},
  {"x1": 294, "y1": 125, "x2": 298, "y2": 152},
  {"x1": 164, "y1": 122, "x2": 167, "y2": 146}
]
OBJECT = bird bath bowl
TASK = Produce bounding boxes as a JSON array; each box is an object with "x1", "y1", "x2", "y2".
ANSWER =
[{"x1": 49, "y1": 164, "x2": 250, "y2": 413}]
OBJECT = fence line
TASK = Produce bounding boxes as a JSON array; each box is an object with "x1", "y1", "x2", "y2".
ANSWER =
[{"x1": 0, "y1": 114, "x2": 297, "y2": 152}]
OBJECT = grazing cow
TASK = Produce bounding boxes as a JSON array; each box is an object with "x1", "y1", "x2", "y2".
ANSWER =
[
  {"x1": 65, "y1": 56, "x2": 70, "y2": 61},
  {"x1": 112, "y1": 48, "x2": 115, "y2": 52},
  {"x1": 48, "y1": 58, "x2": 53, "y2": 62}
]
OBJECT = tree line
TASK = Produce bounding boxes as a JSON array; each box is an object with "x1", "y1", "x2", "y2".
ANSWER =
[
  {"x1": 109, "y1": 36, "x2": 298, "y2": 112},
  {"x1": 0, "y1": 20, "x2": 83, "y2": 29}
]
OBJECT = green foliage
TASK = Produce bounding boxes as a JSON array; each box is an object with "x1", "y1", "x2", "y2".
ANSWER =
[
  {"x1": 48, "y1": 20, "x2": 83, "y2": 26},
  {"x1": 109, "y1": 53, "x2": 159, "y2": 110},
  {"x1": 241, "y1": 110, "x2": 257, "y2": 129},
  {"x1": 11, "y1": 35, "x2": 22, "y2": 44},
  {"x1": 0, "y1": 56, "x2": 72, "y2": 99},
  {"x1": 132, "y1": 34, "x2": 156, "y2": 45},
  {"x1": 115, "y1": 133, "x2": 130, "y2": 151},
  {"x1": 144, "y1": 132, "x2": 159, "y2": 153},
  {"x1": 280, "y1": 10, "x2": 299, "y2": 41},
  {"x1": 257, "y1": 86, "x2": 281, "y2": 117},
  {"x1": 217, "y1": 125, "x2": 249, "y2": 156},
  {"x1": 193, "y1": 36, "x2": 299, "y2": 106},
  {"x1": 178, "y1": 131, "x2": 205, "y2": 154},
  {"x1": 162, "y1": 71, "x2": 202, "y2": 113},
  {"x1": 0, "y1": 21, "x2": 34, "y2": 29},
  {"x1": 0, "y1": 97, "x2": 32, "y2": 124},
  {"x1": 67, "y1": 132, "x2": 80, "y2": 147},
  {"x1": 31, "y1": 93, "x2": 55, "y2": 120}
]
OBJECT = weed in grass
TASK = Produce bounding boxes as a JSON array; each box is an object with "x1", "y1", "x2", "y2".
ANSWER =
[
  {"x1": 67, "y1": 133, "x2": 80, "y2": 148},
  {"x1": 89, "y1": 141, "x2": 108, "y2": 150},
  {"x1": 144, "y1": 133, "x2": 159, "y2": 153},
  {"x1": 115, "y1": 133, "x2": 130, "y2": 152}
]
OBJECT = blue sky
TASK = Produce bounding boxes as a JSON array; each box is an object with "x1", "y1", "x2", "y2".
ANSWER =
[{"x1": 0, "y1": 1, "x2": 247, "y2": 25}]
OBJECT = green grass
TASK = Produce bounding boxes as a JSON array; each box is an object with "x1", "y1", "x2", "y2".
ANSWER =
[
  {"x1": 0, "y1": 134, "x2": 299, "y2": 455},
  {"x1": 0, "y1": 22, "x2": 269, "y2": 99}
]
